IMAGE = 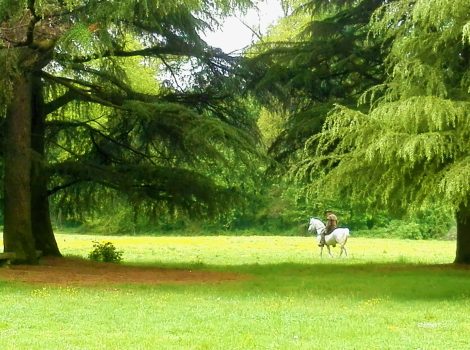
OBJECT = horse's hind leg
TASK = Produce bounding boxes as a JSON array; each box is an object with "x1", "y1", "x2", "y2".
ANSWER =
[{"x1": 339, "y1": 236, "x2": 348, "y2": 257}]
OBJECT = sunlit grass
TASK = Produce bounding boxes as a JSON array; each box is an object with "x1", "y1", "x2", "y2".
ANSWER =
[
  {"x1": 1, "y1": 233, "x2": 469, "y2": 349},
  {"x1": 54, "y1": 232, "x2": 456, "y2": 265}
]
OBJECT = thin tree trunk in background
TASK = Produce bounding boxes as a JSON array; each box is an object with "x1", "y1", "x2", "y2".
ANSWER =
[
  {"x1": 3, "y1": 72, "x2": 38, "y2": 263},
  {"x1": 455, "y1": 202, "x2": 470, "y2": 264},
  {"x1": 31, "y1": 76, "x2": 61, "y2": 256}
]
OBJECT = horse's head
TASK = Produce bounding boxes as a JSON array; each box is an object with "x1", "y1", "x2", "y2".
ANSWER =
[{"x1": 308, "y1": 217, "x2": 325, "y2": 235}]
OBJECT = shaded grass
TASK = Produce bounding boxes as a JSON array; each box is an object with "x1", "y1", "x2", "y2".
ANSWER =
[{"x1": 1, "y1": 233, "x2": 469, "y2": 349}]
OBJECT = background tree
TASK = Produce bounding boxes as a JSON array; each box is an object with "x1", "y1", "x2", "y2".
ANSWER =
[
  {"x1": 243, "y1": 0, "x2": 390, "y2": 227},
  {"x1": 248, "y1": 0, "x2": 386, "y2": 164},
  {"x1": 0, "y1": 0, "x2": 260, "y2": 263},
  {"x1": 299, "y1": 0, "x2": 470, "y2": 262}
]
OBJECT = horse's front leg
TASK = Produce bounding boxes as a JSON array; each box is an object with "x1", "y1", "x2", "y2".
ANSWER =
[{"x1": 327, "y1": 245, "x2": 333, "y2": 257}]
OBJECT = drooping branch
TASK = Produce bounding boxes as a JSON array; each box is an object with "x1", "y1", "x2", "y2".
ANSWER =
[
  {"x1": 88, "y1": 127, "x2": 159, "y2": 166},
  {"x1": 47, "y1": 179, "x2": 84, "y2": 196},
  {"x1": 60, "y1": 44, "x2": 199, "y2": 64},
  {"x1": 42, "y1": 90, "x2": 77, "y2": 115},
  {"x1": 72, "y1": 66, "x2": 158, "y2": 102},
  {"x1": 40, "y1": 71, "x2": 127, "y2": 110},
  {"x1": 48, "y1": 159, "x2": 241, "y2": 214}
]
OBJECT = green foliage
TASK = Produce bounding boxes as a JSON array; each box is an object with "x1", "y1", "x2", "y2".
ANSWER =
[
  {"x1": 54, "y1": 23, "x2": 98, "y2": 59},
  {"x1": 69, "y1": 203, "x2": 140, "y2": 235},
  {"x1": 88, "y1": 241, "x2": 123, "y2": 263},
  {"x1": 1, "y1": 0, "x2": 265, "y2": 228},
  {"x1": 245, "y1": 1, "x2": 388, "y2": 225},
  {"x1": 358, "y1": 217, "x2": 454, "y2": 240},
  {"x1": 247, "y1": 0, "x2": 387, "y2": 164},
  {"x1": 0, "y1": 0, "x2": 26, "y2": 21},
  {"x1": 256, "y1": 107, "x2": 284, "y2": 148},
  {"x1": 299, "y1": 0, "x2": 470, "y2": 216}
]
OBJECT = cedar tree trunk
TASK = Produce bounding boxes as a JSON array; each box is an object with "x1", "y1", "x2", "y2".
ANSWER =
[
  {"x1": 455, "y1": 202, "x2": 470, "y2": 264},
  {"x1": 3, "y1": 72, "x2": 38, "y2": 263},
  {"x1": 31, "y1": 76, "x2": 61, "y2": 256}
]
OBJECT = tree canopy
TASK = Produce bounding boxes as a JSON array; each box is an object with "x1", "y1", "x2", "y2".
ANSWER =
[
  {"x1": 0, "y1": 0, "x2": 262, "y2": 262},
  {"x1": 246, "y1": 0, "x2": 386, "y2": 165},
  {"x1": 2, "y1": 0, "x2": 469, "y2": 265},
  {"x1": 296, "y1": 0, "x2": 470, "y2": 262}
]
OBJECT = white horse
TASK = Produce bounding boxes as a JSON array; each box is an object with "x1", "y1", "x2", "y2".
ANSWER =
[{"x1": 308, "y1": 217, "x2": 350, "y2": 257}]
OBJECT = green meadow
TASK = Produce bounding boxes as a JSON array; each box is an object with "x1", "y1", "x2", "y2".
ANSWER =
[{"x1": 1, "y1": 233, "x2": 470, "y2": 350}]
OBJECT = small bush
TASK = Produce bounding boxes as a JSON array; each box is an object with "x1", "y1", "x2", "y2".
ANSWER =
[{"x1": 88, "y1": 241, "x2": 123, "y2": 263}]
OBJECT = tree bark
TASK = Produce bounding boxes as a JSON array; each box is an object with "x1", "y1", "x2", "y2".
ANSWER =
[
  {"x1": 31, "y1": 76, "x2": 61, "y2": 256},
  {"x1": 3, "y1": 72, "x2": 38, "y2": 263},
  {"x1": 454, "y1": 202, "x2": 470, "y2": 264}
]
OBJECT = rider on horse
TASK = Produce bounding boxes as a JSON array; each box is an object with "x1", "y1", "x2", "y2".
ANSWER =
[{"x1": 319, "y1": 210, "x2": 338, "y2": 247}]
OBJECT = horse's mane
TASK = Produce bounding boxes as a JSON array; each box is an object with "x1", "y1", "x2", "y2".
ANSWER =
[{"x1": 310, "y1": 217, "x2": 324, "y2": 224}]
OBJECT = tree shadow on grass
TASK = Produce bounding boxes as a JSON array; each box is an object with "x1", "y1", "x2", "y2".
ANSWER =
[
  {"x1": 249, "y1": 262, "x2": 470, "y2": 301},
  {"x1": 3, "y1": 256, "x2": 468, "y2": 301},
  {"x1": 145, "y1": 260, "x2": 470, "y2": 301}
]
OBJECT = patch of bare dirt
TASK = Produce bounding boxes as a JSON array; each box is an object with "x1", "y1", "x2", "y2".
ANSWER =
[{"x1": 0, "y1": 257, "x2": 247, "y2": 286}]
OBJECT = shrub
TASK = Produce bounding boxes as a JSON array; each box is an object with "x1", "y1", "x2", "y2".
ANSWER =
[{"x1": 88, "y1": 241, "x2": 123, "y2": 263}]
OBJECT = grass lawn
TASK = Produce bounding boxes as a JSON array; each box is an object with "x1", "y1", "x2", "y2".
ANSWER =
[{"x1": 1, "y1": 233, "x2": 469, "y2": 349}]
